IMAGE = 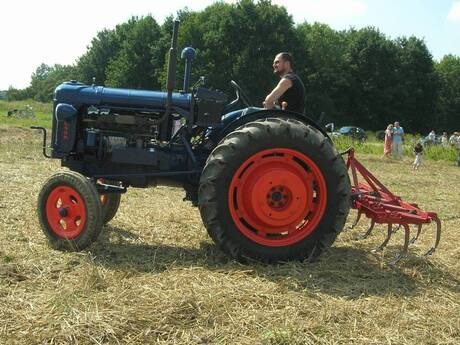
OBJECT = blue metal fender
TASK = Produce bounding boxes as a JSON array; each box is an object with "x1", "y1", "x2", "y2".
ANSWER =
[{"x1": 218, "y1": 107, "x2": 330, "y2": 140}]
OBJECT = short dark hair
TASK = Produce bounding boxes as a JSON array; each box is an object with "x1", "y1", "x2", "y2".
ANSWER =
[{"x1": 278, "y1": 52, "x2": 293, "y2": 68}]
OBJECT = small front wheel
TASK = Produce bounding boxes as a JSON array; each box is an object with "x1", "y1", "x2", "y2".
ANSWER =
[
  {"x1": 100, "y1": 193, "x2": 121, "y2": 224},
  {"x1": 37, "y1": 171, "x2": 103, "y2": 251}
]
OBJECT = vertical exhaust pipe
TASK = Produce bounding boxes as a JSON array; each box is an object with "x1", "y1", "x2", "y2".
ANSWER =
[
  {"x1": 157, "y1": 20, "x2": 179, "y2": 125},
  {"x1": 166, "y1": 20, "x2": 180, "y2": 108}
]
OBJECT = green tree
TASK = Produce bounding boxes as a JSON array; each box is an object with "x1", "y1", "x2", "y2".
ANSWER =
[
  {"x1": 435, "y1": 54, "x2": 460, "y2": 131},
  {"x1": 5, "y1": 86, "x2": 33, "y2": 101},
  {"x1": 76, "y1": 18, "x2": 140, "y2": 85},
  {"x1": 29, "y1": 63, "x2": 76, "y2": 102},
  {"x1": 394, "y1": 36, "x2": 437, "y2": 133},
  {"x1": 342, "y1": 27, "x2": 400, "y2": 129},
  {"x1": 105, "y1": 16, "x2": 162, "y2": 89},
  {"x1": 296, "y1": 22, "x2": 350, "y2": 122}
]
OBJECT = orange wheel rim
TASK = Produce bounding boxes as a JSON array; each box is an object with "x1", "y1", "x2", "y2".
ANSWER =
[
  {"x1": 228, "y1": 148, "x2": 327, "y2": 247},
  {"x1": 45, "y1": 186, "x2": 86, "y2": 239}
]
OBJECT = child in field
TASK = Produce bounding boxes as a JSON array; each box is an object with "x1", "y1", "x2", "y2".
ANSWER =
[{"x1": 413, "y1": 142, "x2": 423, "y2": 170}]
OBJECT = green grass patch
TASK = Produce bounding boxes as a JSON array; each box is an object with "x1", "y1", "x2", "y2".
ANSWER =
[
  {"x1": 0, "y1": 99, "x2": 52, "y2": 129},
  {"x1": 332, "y1": 135, "x2": 459, "y2": 163}
]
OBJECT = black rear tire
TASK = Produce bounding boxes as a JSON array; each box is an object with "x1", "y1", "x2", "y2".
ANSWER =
[
  {"x1": 37, "y1": 171, "x2": 103, "y2": 251},
  {"x1": 198, "y1": 118, "x2": 350, "y2": 263}
]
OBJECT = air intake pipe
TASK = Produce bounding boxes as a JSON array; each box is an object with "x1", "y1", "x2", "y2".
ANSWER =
[{"x1": 181, "y1": 47, "x2": 196, "y2": 92}]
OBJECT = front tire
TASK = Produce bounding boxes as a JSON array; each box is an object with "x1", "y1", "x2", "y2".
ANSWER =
[
  {"x1": 198, "y1": 118, "x2": 350, "y2": 263},
  {"x1": 100, "y1": 193, "x2": 121, "y2": 224},
  {"x1": 37, "y1": 171, "x2": 103, "y2": 251}
]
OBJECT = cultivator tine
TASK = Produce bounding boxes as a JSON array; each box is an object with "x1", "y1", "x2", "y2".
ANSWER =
[
  {"x1": 389, "y1": 224, "x2": 410, "y2": 266},
  {"x1": 349, "y1": 210, "x2": 362, "y2": 229},
  {"x1": 373, "y1": 224, "x2": 393, "y2": 252},
  {"x1": 409, "y1": 224, "x2": 423, "y2": 244},
  {"x1": 422, "y1": 217, "x2": 442, "y2": 257},
  {"x1": 355, "y1": 219, "x2": 375, "y2": 240}
]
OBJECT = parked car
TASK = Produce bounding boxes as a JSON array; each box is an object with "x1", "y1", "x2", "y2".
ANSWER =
[{"x1": 331, "y1": 126, "x2": 367, "y2": 142}]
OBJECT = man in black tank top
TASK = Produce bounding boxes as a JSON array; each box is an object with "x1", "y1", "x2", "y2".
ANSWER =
[{"x1": 264, "y1": 52, "x2": 306, "y2": 114}]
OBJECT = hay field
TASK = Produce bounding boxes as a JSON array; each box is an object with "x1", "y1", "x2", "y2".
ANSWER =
[{"x1": 0, "y1": 125, "x2": 458, "y2": 344}]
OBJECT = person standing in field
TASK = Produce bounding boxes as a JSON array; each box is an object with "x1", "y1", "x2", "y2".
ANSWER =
[
  {"x1": 412, "y1": 142, "x2": 423, "y2": 170},
  {"x1": 449, "y1": 132, "x2": 459, "y2": 146},
  {"x1": 382, "y1": 124, "x2": 393, "y2": 158},
  {"x1": 441, "y1": 132, "x2": 449, "y2": 146},
  {"x1": 392, "y1": 121, "x2": 404, "y2": 160}
]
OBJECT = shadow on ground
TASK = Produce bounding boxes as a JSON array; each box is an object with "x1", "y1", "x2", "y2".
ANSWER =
[{"x1": 89, "y1": 226, "x2": 459, "y2": 299}]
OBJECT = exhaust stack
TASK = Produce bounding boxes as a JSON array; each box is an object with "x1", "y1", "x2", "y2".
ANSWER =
[{"x1": 165, "y1": 20, "x2": 180, "y2": 113}]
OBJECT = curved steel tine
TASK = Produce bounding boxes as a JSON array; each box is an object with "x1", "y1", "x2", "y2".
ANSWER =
[
  {"x1": 422, "y1": 217, "x2": 442, "y2": 257},
  {"x1": 373, "y1": 224, "x2": 393, "y2": 252},
  {"x1": 391, "y1": 224, "x2": 401, "y2": 234},
  {"x1": 389, "y1": 224, "x2": 410, "y2": 265},
  {"x1": 349, "y1": 210, "x2": 362, "y2": 230},
  {"x1": 355, "y1": 219, "x2": 375, "y2": 240},
  {"x1": 409, "y1": 224, "x2": 423, "y2": 244}
]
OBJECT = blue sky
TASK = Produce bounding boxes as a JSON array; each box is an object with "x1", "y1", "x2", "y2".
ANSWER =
[{"x1": 1, "y1": 0, "x2": 459, "y2": 90}]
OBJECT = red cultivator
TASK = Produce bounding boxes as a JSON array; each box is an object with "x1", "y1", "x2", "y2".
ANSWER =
[{"x1": 343, "y1": 148, "x2": 441, "y2": 265}]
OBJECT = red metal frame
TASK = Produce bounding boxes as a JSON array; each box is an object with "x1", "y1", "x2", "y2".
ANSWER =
[{"x1": 343, "y1": 148, "x2": 441, "y2": 264}]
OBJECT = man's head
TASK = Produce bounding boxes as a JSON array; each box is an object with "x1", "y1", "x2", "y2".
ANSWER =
[
  {"x1": 273, "y1": 52, "x2": 293, "y2": 76},
  {"x1": 394, "y1": 121, "x2": 400, "y2": 128}
]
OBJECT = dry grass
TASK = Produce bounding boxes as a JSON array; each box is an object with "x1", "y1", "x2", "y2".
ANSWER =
[{"x1": 0, "y1": 125, "x2": 459, "y2": 344}]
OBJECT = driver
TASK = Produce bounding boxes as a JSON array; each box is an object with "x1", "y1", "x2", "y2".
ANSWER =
[{"x1": 263, "y1": 52, "x2": 306, "y2": 114}]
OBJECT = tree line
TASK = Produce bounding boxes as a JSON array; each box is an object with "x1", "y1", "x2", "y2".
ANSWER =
[{"x1": 6, "y1": 0, "x2": 460, "y2": 133}]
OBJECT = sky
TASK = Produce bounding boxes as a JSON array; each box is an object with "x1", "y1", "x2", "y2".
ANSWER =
[{"x1": 1, "y1": 0, "x2": 459, "y2": 90}]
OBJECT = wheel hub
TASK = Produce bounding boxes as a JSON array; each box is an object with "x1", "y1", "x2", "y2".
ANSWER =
[
  {"x1": 58, "y1": 207, "x2": 68, "y2": 217},
  {"x1": 249, "y1": 169, "x2": 310, "y2": 229},
  {"x1": 267, "y1": 186, "x2": 289, "y2": 208}
]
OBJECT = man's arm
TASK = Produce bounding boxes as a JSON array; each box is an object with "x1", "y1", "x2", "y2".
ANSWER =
[{"x1": 264, "y1": 78, "x2": 292, "y2": 109}]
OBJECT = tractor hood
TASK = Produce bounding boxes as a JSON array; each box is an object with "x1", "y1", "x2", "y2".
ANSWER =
[{"x1": 54, "y1": 81, "x2": 192, "y2": 110}]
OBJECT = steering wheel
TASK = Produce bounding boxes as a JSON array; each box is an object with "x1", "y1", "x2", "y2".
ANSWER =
[{"x1": 230, "y1": 80, "x2": 252, "y2": 107}]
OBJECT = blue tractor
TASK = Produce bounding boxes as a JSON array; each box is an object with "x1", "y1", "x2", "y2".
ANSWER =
[{"x1": 33, "y1": 21, "x2": 350, "y2": 263}]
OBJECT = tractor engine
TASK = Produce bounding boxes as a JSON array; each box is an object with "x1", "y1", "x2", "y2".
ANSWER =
[{"x1": 49, "y1": 79, "x2": 227, "y2": 189}]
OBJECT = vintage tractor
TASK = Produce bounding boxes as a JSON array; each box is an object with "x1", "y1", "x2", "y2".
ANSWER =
[{"x1": 32, "y1": 21, "x2": 441, "y2": 264}]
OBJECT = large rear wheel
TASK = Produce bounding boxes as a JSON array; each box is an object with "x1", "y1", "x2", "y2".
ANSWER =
[
  {"x1": 198, "y1": 118, "x2": 350, "y2": 262},
  {"x1": 37, "y1": 171, "x2": 103, "y2": 251}
]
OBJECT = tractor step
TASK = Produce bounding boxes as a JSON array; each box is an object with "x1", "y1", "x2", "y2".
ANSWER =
[{"x1": 341, "y1": 148, "x2": 441, "y2": 265}]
